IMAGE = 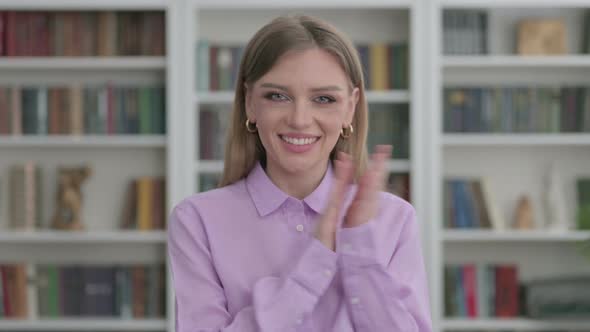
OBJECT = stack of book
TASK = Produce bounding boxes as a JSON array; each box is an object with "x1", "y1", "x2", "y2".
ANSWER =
[
  {"x1": 444, "y1": 87, "x2": 590, "y2": 133},
  {"x1": 368, "y1": 104, "x2": 409, "y2": 160},
  {"x1": 444, "y1": 263, "x2": 519, "y2": 318},
  {"x1": 120, "y1": 177, "x2": 166, "y2": 231},
  {"x1": 524, "y1": 277, "x2": 590, "y2": 318},
  {"x1": 443, "y1": 177, "x2": 504, "y2": 230},
  {"x1": 442, "y1": 10, "x2": 488, "y2": 55},
  {"x1": 0, "y1": 11, "x2": 165, "y2": 57},
  {"x1": 0, "y1": 85, "x2": 166, "y2": 136},
  {"x1": 37, "y1": 264, "x2": 166, "y2": 318}
]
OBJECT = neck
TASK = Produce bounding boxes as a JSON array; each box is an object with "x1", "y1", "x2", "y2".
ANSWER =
[{"x1": 265, "y1": 160, "x2": 329, "y2": 200}]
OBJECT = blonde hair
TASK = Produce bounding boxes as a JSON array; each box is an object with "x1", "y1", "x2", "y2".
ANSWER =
[{"x1": 220, "y1": 15, "x2": 369, "y2": 187}]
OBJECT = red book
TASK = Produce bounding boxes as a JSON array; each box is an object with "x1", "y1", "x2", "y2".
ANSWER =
[
  {"x1": 463, "y1": 264, "x2": 478, "y2": 317},
  {"x1": 5, "y1": 11, "x2": 16, "y2": 56},
  {"x1": 0, "y1": 12, "x2": 5, "y2": 56},
  {"x1": 495, "y1": 265, "x2": 519, "y2": 317}
]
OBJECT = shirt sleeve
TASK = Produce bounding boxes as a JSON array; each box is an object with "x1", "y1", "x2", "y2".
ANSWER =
[
  {"x1": 167, "y1": 202, "x2": 338, "y2": 332},
  {"x1": 336, "y1": 205, "x2": 433, "y2": 332}
]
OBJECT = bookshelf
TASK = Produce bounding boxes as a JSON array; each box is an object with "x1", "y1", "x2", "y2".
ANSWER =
[
  {"x1": 428, "y1": 0, "x2": 590, "y2": 331},
  {"x1": 0, "y1": 1, "x2": 184, "y2": 331}
]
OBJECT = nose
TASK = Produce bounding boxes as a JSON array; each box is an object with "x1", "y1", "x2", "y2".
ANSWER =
[{"x1": 287, "y1": 100, "x2": 312, "y2": 129}]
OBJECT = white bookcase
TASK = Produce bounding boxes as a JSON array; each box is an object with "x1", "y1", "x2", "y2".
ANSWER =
[
  {"x1": 0, "y1": 0, "x2": 187, "y2": 331},
  {"x1": 427, "y1": 0, "x2": 590, "y2": 331}
]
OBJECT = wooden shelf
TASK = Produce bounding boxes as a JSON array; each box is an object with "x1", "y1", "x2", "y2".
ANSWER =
[
  {"x1": 442, "y1": 134, "x2": 590, "y2": 146},
  {"x1": 442, "y1": 318, "x2": 590, "y2": 331},
  {"x1": 442, "y1": 55, "x2": 590, "y2": 68},
  {"x1": 0, "y1": 230, "x2": 167, "y2": 244},
  {"x1": 0, "y1": 135, "x2": 167, "y2": 148},
  {"x1": 195, "y1": 90, "x2": 410, "y2": 104},
  {"x1": 443, "y1": 230, "x2": 590, "y2": 243},
  {"x1": 0, "y1": 318, "x2": 166, "y2": 331},
  {"x1": 0, "y1": 57, "x2": 166, "y2": 70}
]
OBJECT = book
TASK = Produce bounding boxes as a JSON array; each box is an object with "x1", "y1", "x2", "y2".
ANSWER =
[{"x1": 577, "y1": 178, "x2": 590, "y2": 230}]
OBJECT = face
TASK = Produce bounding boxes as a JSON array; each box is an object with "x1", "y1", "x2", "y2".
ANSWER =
[{"x1": 245, "y1": 48, "x2": 359, "y2": 178}]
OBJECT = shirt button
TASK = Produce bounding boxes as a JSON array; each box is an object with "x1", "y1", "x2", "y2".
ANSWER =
[
  {"x1": 296, "y1": 317, "x2": 303, "y2": 325},
  {"x1": 296, "y1": 224, "x2": 304, "y2": 232},
  {"x1": 323, "y1": 269, "x2": 332, "y2": 277},
  {"x1": 350, "y1": 297, "x2": 360, "y2": 305}
]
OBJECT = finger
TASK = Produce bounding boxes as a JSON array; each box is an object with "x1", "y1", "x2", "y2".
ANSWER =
[
  {"x1": 327, "y1": 152, "x2": 353, "y2": 212},
  {"x1": 373, "y1": 145, "x2": 392, "y2": 192}
]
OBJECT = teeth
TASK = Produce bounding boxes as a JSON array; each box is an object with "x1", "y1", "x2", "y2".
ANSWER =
[{"x1": 281, "y1": 136, "x2": 318, "y2": 145}]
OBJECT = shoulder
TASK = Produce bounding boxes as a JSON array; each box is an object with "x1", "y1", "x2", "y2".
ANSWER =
[{"x1": 168, "y1": 179, "x2": 249, "y2": 228}]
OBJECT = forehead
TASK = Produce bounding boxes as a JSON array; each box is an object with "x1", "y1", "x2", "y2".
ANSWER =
[{"x1": 257, "y1": 48, "x2": 349, "y2": 88}]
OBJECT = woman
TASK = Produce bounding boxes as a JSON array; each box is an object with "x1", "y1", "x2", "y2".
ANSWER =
[{"x1": 168, "y1": 15, "x2": 432, "y2": 332}]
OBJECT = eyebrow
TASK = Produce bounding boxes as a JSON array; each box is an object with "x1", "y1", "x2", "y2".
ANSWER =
[{"x1": 259, "y1": 82, "x2": 343, "y2": 92}]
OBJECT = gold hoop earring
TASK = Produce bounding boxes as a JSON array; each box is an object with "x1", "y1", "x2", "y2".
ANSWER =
[
  {"x1": 245, "y1": 119, "x2": 257, "y2": 133},
  {"x1": 340, "y1": 124, "x2": 353, "y2": 139}
]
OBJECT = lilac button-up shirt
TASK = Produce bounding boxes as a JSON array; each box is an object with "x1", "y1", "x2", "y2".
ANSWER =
[{"x1": 168, "y1": 161, "x2": 432, "y2": 332}]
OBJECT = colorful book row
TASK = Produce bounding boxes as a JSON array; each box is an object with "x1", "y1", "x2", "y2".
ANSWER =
[
  {"x1": 443, "y1": 178, "x2": 503, "y2": 230},
  {"x1": 0, "y1": 85, "x2": 166, "y2": 135},
  {"x1": 444, "y1": 87, "x2": 590, "y2": 133},
  {"x1": 35, "y1": 264, "x2": 166, "y2": 318},
  {"x1": 0, "y1": 11, "x2": 165, "y2": 57},
  {"x1": 444, "y1": 264, "x2": 519, "y2": 318},
  {"x1": 196, "y1": 41, "x2": 409, "y2": 91}
]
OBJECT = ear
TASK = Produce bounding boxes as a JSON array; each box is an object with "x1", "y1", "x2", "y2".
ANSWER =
[
  {"x1": 345, "y1": 86, "x2": 360, "y2": 125},
  {"x1": 244, "y1": 83, "x2": 256, "y2": 123}
]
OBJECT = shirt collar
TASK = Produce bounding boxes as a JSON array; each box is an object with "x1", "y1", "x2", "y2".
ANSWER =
[{"x1": 246, "y1": 161, "x2": 335, "y2": 217}]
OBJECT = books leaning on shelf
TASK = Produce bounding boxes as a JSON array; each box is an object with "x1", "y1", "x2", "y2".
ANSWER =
[
  {"x1": 578, "y1": 178, "x2": 590, "y2": 230},
  {"x1": 442, "y1": 10, "x2": 488, "y2": 55},
  {"x1": 443, "y1": 177, "x2": 505, "y2": 230},
  {"x1": 8, "y1": 162, "x2": 43, "y2": 231},
  {"x1": 36, "y1": 264, "x2": 165, "y2": 318},
  {"x1": 0, "y1": 85, "x2": 166, "y2": 136},
  {"x1": 196, "y1": 40, "x2": 408, "y2": 91},
  {"x1": 444, "y1": 263, "x2": 519, "y2": 319},
  {"x1": 120, "y1": 177, "x2": 166, "y2": 231},
  {"x1": 444, "y1": 86, "x2": 590, "y2": 133},
  {"x1": 0, "y1": 264, "x2": 28, "y2": 319},
  {"x1": 0, "y1": 11, "x2": 165, "y2": 57}
]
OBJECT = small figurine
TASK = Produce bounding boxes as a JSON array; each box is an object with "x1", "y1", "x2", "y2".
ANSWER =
[
  {"x1": 51, "y1": 166, "x2": 92, "y2": 230},
  {"x1": 513, "y1": 195, "x2": 534, "y2": 230}
]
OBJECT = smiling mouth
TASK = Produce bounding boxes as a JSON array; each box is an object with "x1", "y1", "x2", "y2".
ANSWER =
[{"x1": 279, "y1": 135, "x2": 320, "y2": 146}]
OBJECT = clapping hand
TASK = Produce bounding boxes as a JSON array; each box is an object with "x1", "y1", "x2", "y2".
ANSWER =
[{"x1": 314, "y1": 145, "x2": 392, "y2": 251}]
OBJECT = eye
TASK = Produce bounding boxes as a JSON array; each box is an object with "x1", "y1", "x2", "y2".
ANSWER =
[
  {"x1": 314, "y1": 95, "x2": 336, "y2": 104},
  {"x1": 264, "y1": 92, "x2": 290, "y2": 102}
]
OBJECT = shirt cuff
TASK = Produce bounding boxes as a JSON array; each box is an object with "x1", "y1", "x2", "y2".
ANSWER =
[
  {"x1": 290, "y1": 237, "x2": 338, "y2": 297},
  {"x1": 336, "y1": 221, "x2": 379, "y2": 262}
]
